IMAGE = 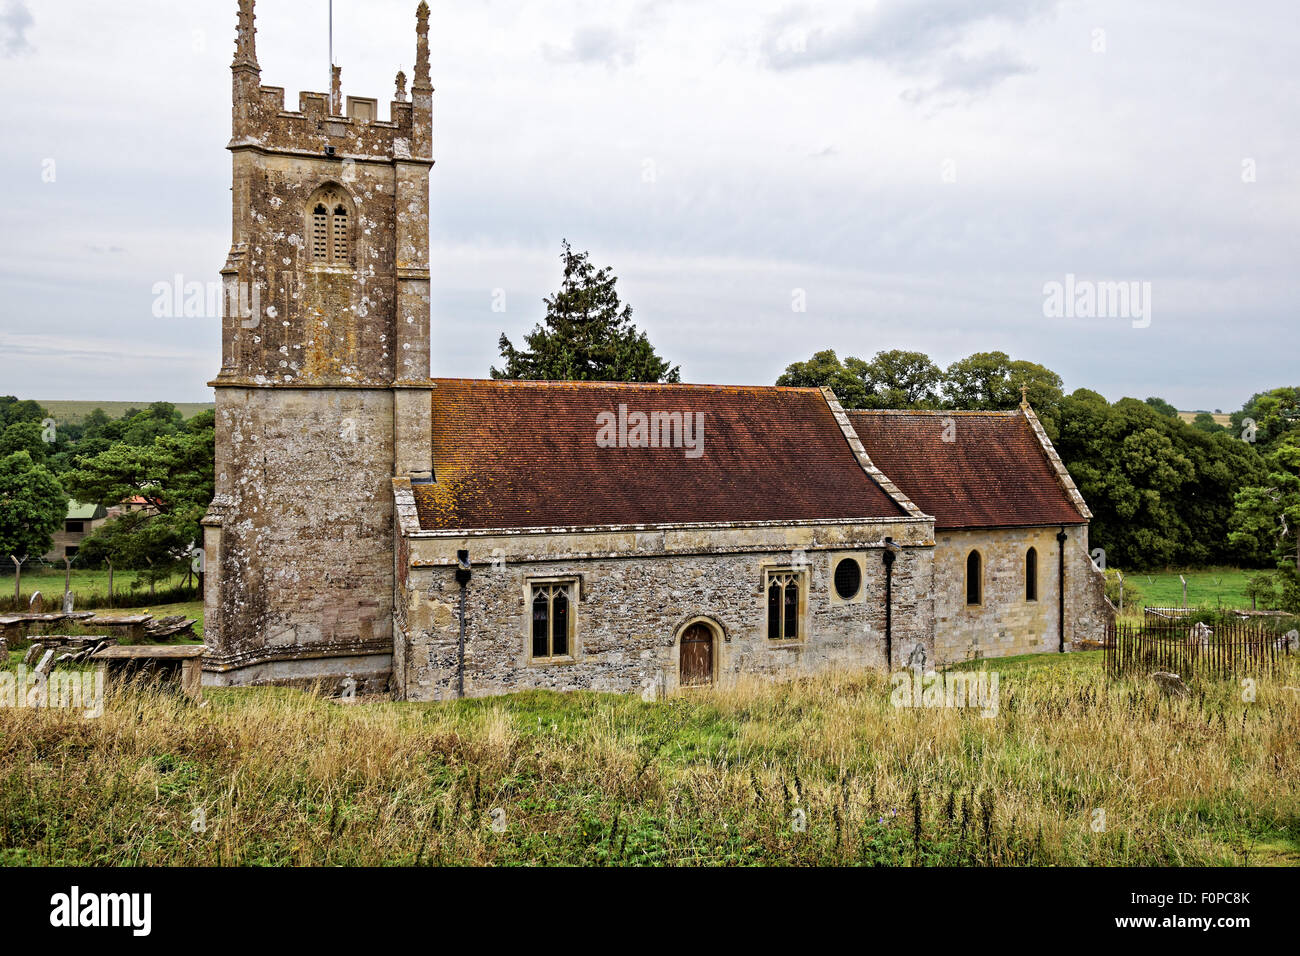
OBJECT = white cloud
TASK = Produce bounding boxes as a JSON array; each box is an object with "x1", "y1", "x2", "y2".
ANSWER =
[
  {"x1": 0, "y1": 0, "x2": 33, "y2": 57},
  {"x1": 543, "y1": 25, "x2": 637, "y2": 68}
]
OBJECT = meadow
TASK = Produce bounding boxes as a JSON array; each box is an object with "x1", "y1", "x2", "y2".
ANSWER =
[
  {"x1": 36, "y1": 400, "x2": 213, "y2": 425},
  {"x1": 1126, "y1": 568, "x2": 1256, "y2": 609},
  {"x1": 0, "y1": 651, "x2": 1295, "y2": 866}
]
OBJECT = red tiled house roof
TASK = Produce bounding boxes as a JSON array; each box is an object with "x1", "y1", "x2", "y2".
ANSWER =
[
  {"x1": 413, "y1": 379, "x2": 908, "y2": 531},
  {"x1": 846, "y1": 409, "x2": 1088, "y2": 530}
]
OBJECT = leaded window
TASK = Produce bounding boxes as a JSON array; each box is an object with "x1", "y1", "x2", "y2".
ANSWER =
[
  {"x1": 766, "y1": 569, "x2": 804, "y2": 640},
  {"x1": 531, "y1": 582, "x2": 572, "y2": 659}
]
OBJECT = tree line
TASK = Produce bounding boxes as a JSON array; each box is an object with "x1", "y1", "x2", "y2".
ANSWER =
[{"x1": 0, "y1": 397, "x2": 214, "y2": 588}]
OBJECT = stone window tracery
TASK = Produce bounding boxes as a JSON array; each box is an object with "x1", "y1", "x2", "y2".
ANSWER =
[
  {"x1": 765, "y1": 568, "x2": 806, "y2": 641},
  {"x1": 531, "y1": 582, "x2": 574, "y2": 659}
]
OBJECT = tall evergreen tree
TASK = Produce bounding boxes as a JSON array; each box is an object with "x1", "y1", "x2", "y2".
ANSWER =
[{"x1": 492, "y1": 240, "x2": 679, "y2": 382}]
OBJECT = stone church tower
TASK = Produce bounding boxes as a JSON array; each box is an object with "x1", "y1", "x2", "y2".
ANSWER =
[{"x1": 202, "y1": 0, "x2": 435, "y2": 689}]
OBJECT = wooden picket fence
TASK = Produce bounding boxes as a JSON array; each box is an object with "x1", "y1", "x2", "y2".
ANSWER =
[{"x1": 1104, "y1": 621, "x2": 1293, "y2": 680}]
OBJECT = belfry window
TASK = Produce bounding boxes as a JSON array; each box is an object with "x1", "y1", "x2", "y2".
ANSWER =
[
  {"x1": 331, "y1": 204, "x2": 348, "y2": 261},
  {"x1": 307, "y1": 187, "x2": 351, "y2": 265},
  {"x1": 311, "y1": 204, "x2": 329, "y2": 260}
]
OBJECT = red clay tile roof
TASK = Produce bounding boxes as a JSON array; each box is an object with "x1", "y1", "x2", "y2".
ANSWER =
[
  {"x1": 414, "y1": 379, "x2": 907, "y2": 530},
  {"x1": 846, "y1": 409, "x2": 1087, "y2": 530}
]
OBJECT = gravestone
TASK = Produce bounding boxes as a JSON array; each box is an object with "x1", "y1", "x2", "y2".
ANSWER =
[
  {"x1": 1152, "y1": 671, "x2": 1189, "y2": 697},
  {"x1": 640, "y1": 676, "x2": 661, "y2": 703},
  {"x1": 33, "y1": 648, "x2": 55, "y2": 677},
  {"x1": 27, "y1": 592, "x2": 43, "y2": 613},
  {"x1": 62, "y1": 592, "x2": 74, "y2": 614},
  {"x1": 1187, "y1": 621, "x2": 1212, "y2": 648}
]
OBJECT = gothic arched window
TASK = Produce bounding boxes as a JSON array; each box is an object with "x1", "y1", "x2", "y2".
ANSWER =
[
  {"x1": 331, "y1": 204, "x2": 348, "y2": 262},
  {"x1": 1025, "y1": 547, "x2": 1039, "y2": 601},
  {"x1": 311, "y1": 204, "x2": 329, "y2": 260},
  {"x1": 306, "y1": 186, "x2": 352, "y2": 266},
  {"x1": 530, "y1": 581, "x2": 574, "y2": 659},
  {"x1": 766, "y1": 568, "x2": 805, "y2": 640}
]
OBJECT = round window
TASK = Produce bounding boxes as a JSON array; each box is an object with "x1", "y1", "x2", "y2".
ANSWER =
[{"x1": 833, "y1": 558, "x2": 862, "y2": 600}]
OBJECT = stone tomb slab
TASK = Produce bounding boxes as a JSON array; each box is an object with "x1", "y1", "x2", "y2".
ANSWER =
[{"x1": 91, "y1": 644, "x2": 206, "y2": 701}]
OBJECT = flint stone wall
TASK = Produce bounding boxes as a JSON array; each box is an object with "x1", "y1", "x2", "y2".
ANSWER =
[{"x1": 396, "y1": 521, "x2": 934, "y2": 700}]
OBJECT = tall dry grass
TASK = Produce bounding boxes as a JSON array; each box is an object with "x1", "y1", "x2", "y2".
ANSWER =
[{"x1": 0, "y1": 653, "x2": 1296, "y2": 865}]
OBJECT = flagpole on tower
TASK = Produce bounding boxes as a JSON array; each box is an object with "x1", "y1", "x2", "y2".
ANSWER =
[{"x1": 328, "y1": 0, "x2": 334, "y2": 109}]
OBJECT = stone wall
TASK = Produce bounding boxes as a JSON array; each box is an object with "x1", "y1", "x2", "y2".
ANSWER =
[
  {"x1": 932, "y1": 524, "x2": 1109, "y2": 663},
  {"x1": 395, "y1": 519, "x2": 935, "y2": 700},
  {"x1": 203, "y1": 387, "x2": 395, "y2": 690},
  {"x1": 1064, "y1": 524, "x2": 1112, "y2": 649}
]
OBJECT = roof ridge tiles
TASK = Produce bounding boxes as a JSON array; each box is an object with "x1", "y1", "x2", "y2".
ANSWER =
[
  {"x1": 431, "y1": 377, "x2": 819, "y2": 393},
  {"x1": 846, "y1": 408, "x2": 1021, "y2": 416}
]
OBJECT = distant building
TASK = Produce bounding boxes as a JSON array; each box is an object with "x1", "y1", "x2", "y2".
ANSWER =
[
  {"x1": 108, "y1": 496, "x2": 159, "y2": 518},
  {"x1": 43, "y1": 501, "x2": 108, "y2": 562}
]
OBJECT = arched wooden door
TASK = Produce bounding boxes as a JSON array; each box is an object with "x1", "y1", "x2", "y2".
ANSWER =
[{"x1": 679, "y1": 622, "x2": 714, "y2": 686}]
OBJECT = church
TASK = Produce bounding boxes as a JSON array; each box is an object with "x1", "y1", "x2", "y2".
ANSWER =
[{"x1": 201, "y1": 2, "x2": 1110, "y2": 699}]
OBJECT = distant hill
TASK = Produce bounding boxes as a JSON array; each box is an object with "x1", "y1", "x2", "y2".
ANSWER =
[
  {"x1": 1177, "y1": 410, "x2": 1231, "y2": 426},
  {"x1": 37, "y1": 401, "x2": 215, "y2": 424}
]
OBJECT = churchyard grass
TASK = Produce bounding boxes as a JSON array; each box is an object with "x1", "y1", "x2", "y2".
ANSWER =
[{"x1": 0, "y1": 651, "x2": 1295, "y2": 866}]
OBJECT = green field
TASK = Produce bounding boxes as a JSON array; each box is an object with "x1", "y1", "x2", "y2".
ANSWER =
[
  {"x1": 0, "y1": 651, "x2": 1295, "y2": 866},
  {"x1": 1117, "y1": 567, "x2": 1260, "y2": 611},
  {"x1": 3, "y1": 565, "x2": 197, "y2": 605},
  {"x1": 34, "y1": 400, "x2": 213, "y2": 424}
]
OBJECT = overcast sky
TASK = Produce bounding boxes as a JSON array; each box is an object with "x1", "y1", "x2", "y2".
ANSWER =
[{"x1": 1, "y1": 0, "x2": 1296, "y2": 410}]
